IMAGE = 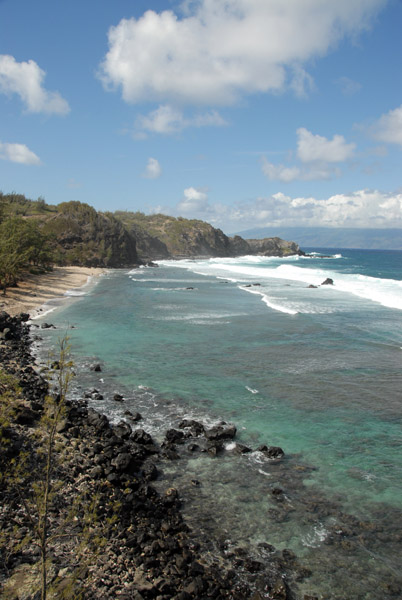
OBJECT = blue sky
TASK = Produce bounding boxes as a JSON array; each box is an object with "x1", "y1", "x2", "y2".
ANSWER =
[{"x1": 1, "y1": 0, "x2": 401, "y2": 233}]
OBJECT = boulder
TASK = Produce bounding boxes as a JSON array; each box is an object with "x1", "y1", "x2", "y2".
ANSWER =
[
  {"x1": 265, "y1": 446, "x2": 285, "y2": 459},
  {"x1": 131, "y1": 429, "x2": 153, "y2": 446},
  {"x1": 178, "y1": 419, "x2": 205, "y2": 436},
  {"x1": 205, "y1": 423, "x2": 237, "y2": 441},
  {"x1": 113, "y1": 421, "x2": 132, "y2": 439},
  {"x1": 40, "y1": 322, "x2": 56, "y2": 329},
  {"x1": 165, "y1": 429, "x2": 185, "y2": 444},
  {"x1": 111, "y1": 452, "x2": 133, "y2": 473}
]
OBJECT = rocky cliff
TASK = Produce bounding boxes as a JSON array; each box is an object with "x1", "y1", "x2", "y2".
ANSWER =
[
  {"x1": 115, "y1": 212, "x2": 234, "y2": 260},
  {"x1": 243, "y1": 237, "x2": 303, "y2": 257},
  {"x1": 41, "y1": 202, "x2": 139, "y2": 267},
  {"x1": 114, "y1": 212, "x2": 304, "y2": 260},
  {"x1": 2, "y1": 194, "x2": 304, "y2": 266}
]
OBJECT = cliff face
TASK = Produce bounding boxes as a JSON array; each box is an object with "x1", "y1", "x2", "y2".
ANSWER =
[
  {"x1": 115, "y1": 213, "x2": 234, "y2": 259},
  {"x1": 41, "y1": 202, "x2": 138, "y2": 267},
  {"x1": 115, "y1": 212, "x2": 304, "y2": 260},
  {"x1": 243, "y1": 237, "x2": 304, "y2": 257}
]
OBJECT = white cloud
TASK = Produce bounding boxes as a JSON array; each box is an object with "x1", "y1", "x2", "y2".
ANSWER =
[
  {"x1": 0, "y1": 140, "x2": 41, "y2": 165},
  {"x1": 290, "y1": 66, "x2": 315, "y2": 98},
  {"x1": 143, "y1": 157, "x2": 162, "y2": 179},
  {"x1": 261, "y1": 158, "x2": 302, "y2": 183},
  {"x1": 372, "y1": 104, "x2": 402, "y2": 147},
  {"x1": 296, "y1": 128, "x2": 356, "y2": 163},
  {"x1": 177, "y1": 187, "x2": 210, "y2": 213},
  {"x1": 261, "y1": 127, "x2": 353, "y2": 182},
  {"x1": 165, "y1": 189, "x2": 402, "y2": 230},
  {"x1": 136, "y1": 105, "x2": 184, "y2": 135},
  {"x1": 135, "y1": 104, "x2": 227, "y2": 136},
  {"x1": 261, "y1": 157, "x2": 339, "y2": 182},
  {"x1": 0, "y1": 54, "x2": 70, "y2": 115},
  {"x1": 99, "y1": 0, "x2": 385, "y2": 106}
]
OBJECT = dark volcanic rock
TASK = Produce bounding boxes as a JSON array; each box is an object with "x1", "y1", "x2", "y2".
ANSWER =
[
  {"x1": 257, "y1": 445, "x2": 285, "y2": 459},
  {"x1": 205, "y1": 422, "x2": 237, "y2": 441}
]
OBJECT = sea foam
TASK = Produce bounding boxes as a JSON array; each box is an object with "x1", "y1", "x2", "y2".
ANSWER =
[{"x1": 167, "y1": 257, "x2": 402, "y2": 312}]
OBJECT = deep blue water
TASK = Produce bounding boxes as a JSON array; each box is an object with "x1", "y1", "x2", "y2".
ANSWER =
[{"x1": 34, "y1": 249, "x2": 402, "y2": 600}]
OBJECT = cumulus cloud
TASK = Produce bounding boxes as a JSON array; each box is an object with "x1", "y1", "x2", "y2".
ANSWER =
[
  {"x1": 261, "y1": 128, "x2": 353, "y2": 182},
  {"x1": 296, "y1": 128, "x2": 356, "y2": 163},
  {"x1": 0, "y1": 55, "x2": 70, "y2": 115},
  {"x1": 372, "y1": 104, "x2": 402, "y2": 147},
  {"x1": 143, "y1": 157, "x2": 162, "y2": 179},
  {"x1": 261, "y1": 159, "x2": 302, "y2": 183},
  {"x1": 0, "y1": 140, "x2": 41, "y2": 165},
  {"x1": 261, "y1": 157, "x2": 340, "y2": 182},
  {"x1": 135, "y1": 104, "x2": 227, "y2": 136},
  {"x1": 167, "y1": 189, "x2": 402, "y2": 230},
  {"x1": 177, "y1": 187, "x2": 210, "y2": 213},
  {"x1": 99, "y1": 0, "x2": 385, "y2": 106}
]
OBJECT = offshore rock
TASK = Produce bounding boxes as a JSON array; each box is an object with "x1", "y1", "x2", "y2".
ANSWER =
[
  {"x1": 257, "y1": 445, "x2": 285, "y2": 459},
  {"x1": 205, "y1": 423, "x2": 237, "y2": 441},
  {"x1": 243, "y1": 237, "x2": 304, "y2": 258}
]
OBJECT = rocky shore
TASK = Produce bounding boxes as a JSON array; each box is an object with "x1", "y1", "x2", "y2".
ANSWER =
[{"x1": 0, "y1": 311, "x2": 318, "y2": 600}]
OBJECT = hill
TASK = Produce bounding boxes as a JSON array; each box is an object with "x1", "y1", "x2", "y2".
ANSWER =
[
  {"x1": 0, "y1": 193, "x2": 304, "y2": 274},
  {"x1": 1, "y1": 194, "x2": 138, "y2": 267}
]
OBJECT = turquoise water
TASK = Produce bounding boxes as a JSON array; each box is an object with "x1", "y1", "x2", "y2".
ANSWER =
[{"x1": 34, "y1": 249, "x2": 402, "y2": 599}]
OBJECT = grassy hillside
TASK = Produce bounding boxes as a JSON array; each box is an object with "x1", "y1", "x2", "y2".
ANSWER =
[
  {"x1": 114, "y1": 211, "x2": 233, "y2": 258},
  {"x1": 1, "y1": 194, "x2": 138, "y2": 268}
]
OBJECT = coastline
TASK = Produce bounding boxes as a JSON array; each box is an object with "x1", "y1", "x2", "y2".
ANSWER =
[
  {"x1": 0, "y1": 312, "x2": 302, "y2": 599},
  {"x1": 0, "y1": 266, "x2": 106, "y2": 318}
]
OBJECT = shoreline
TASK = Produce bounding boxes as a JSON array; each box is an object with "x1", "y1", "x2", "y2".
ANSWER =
[
  {"x1": 0, "y1": 266, "x2": 106, "y2": 318},
  {"x1": 0, "y1": 312, "x2": 302, "y2": 599}
]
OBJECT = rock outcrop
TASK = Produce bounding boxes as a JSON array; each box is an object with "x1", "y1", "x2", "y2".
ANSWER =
[
  {"x1": 242, "y1": 237, "x2": 304, "y2": 257},
  {"x1": 42, "y1": 201, "x2": 138, "y2": 267},
  {"x1": 115, "y1": 212, "x2": 304, "y2": 261}
]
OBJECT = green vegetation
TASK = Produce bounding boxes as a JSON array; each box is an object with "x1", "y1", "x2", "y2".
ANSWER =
[
  {"x1": 0, "y1": 191, "x2": 301, "y2": 276},
  {"x1": 115, "y1": 210, "x2": 230, "y2": 257},
  {"x1": 0, "y1": 194, "x2": 138, "y2": 270},
  {"x1": 0, "y1": 216, "x2": 54, "y2": 293},
  {"x1": 0, "y1": 192, "x2": 57, "y2": 218}
]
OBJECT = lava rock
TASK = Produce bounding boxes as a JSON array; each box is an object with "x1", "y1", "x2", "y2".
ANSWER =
[{"x1": 205, "y1": 423, "x2": 237, "y2": 441}]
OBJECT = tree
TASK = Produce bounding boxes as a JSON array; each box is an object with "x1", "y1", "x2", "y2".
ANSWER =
[
  {"x1": 0, "y1": 217, "x2": 54, "y2": 292},
  {"x1": 0, "y1": 192, "x2": 5, "y2": 224}
]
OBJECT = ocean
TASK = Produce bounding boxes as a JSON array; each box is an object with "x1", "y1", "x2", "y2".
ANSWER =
[{"x1": 33, "y1": 248, "x2": 402, "y2": 599}]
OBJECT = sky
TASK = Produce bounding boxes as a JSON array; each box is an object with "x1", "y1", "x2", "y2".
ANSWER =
[{"x1": 0, "y1": 0, "x2": 402, "y2": 234}]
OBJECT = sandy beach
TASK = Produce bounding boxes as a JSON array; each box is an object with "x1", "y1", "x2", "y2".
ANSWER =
[{"x1": 0, "y1": 266, "x2": 106, "y2": 318}]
